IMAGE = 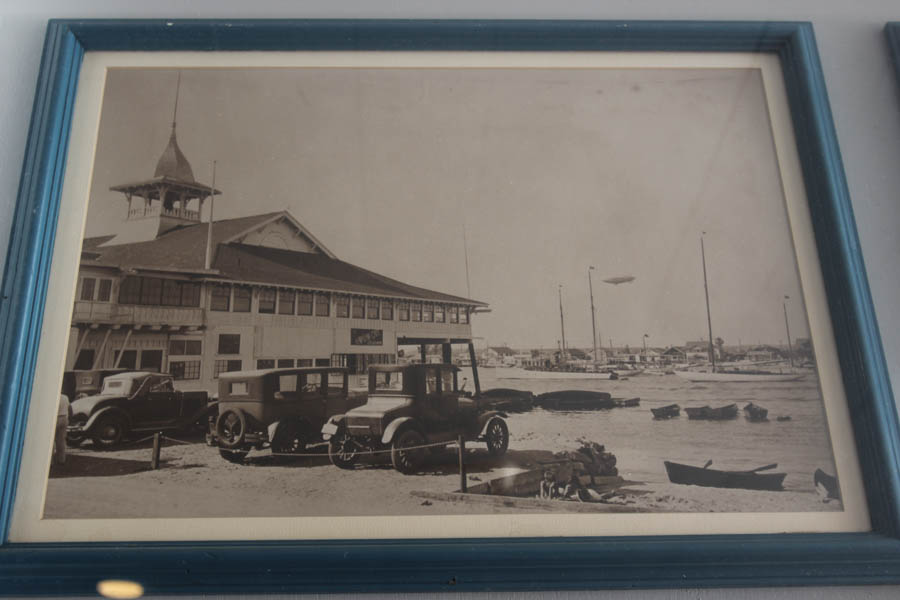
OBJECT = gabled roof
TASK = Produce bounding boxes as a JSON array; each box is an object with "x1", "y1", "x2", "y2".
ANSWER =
[
  {"x1": 82, "y1": 212, "x2": 283, "y2": 272},
  {"x1": 81, "y1": 211, "x2": 486, "y2": 306},
  {"x1": 214, "y1": 243, "x2": 485, "y2": 305}
]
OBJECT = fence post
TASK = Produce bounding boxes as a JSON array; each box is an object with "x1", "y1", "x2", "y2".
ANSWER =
[
  {"x1": 457, "y1": 434, "x2": 467, "y2": 493},
  {"x1": 150, "y1": 432, "x2": 161, "y2": 470}
]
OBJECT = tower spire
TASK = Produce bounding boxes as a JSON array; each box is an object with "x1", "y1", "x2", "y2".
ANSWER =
[{"x1": 172, "y1": 71, "x2": 181, "y2": 131}]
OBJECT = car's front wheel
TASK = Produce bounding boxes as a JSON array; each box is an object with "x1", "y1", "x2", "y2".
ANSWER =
[
  {"x1": 484, "y1": 418, "x2": 509, "y2": 457},
  {"x1": 328, "y1": 429, "x2": 360, "y2": 469},
  {"x1": 215, "y1": 410, "x2": 247, "y2": 449},
  {"x1": 91, "y1": 413, "x2": 128, "y2": 449},
  {"x1": 391, "y1": 429, "x2": 427, "y2": 474}
]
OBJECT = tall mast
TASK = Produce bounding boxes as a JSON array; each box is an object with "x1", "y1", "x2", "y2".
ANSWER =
[
  {"x1": 700, "y1": 233, "x2": 716, "y2": 371},
  {"x1": 462, "y1": 223, "x2": 472, "y2": 298},
  {"x1": 588, "y1": 267, "x2": 598, "y2": 365},
  {"x1": 558, "y1": 285, "x2": 567, "y2": 363},
  {"x1": 783, "y1": 295, "x2": 794, "y2": 368},
  {"x1": 204, "y1": 161, "x2": 217, "y2": 270}
]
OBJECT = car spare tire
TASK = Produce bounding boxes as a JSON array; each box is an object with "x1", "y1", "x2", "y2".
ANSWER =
[{"x1": 215, "y1": 409, "x2": 248, "y2": 450}]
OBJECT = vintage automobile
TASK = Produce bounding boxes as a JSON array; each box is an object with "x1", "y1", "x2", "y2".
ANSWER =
[
  {"x1": 61, "y1": 368, "x2": 128, "y2": 401},
  {"x1": 213, "y1": 367, "x2": 366, "y2": 463},
  {"x1": 322, "y1": 364, "x2": 510, "y2": 474},
  {"x1": 67, "y1": 372, "x2": 212, "y2": 448}
]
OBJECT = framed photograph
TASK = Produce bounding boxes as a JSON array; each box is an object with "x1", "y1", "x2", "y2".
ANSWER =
[
  {"x1": 1, "y1": 19, "x2": 899, "y2": 594},
  {"x1": 887, "y1": 22, "x2": 900, "y2": 83}
]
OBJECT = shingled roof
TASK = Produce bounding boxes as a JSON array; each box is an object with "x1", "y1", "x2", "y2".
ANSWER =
[{"x1": 81, "y1": 212, "x2": 486, "y2": 306}]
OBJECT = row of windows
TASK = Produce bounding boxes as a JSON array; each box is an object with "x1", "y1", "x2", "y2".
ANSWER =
[
  {"x1": 256, "y1": 358, "x2": 332, "y2": 369},
  {"x1": 80, "y1": 277, "x2": 113, "y2": 302},
  {"x1": 118, "y1": 276, "x2": 201, "y2": 307},
  {"x1": 112, "y1": 276, "x2": 471, "y2": 324}
]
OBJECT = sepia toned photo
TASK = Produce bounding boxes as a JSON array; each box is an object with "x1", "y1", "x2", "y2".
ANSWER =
[{"x1": 31, "y1": 57, "x2": 854, "y2": 530}]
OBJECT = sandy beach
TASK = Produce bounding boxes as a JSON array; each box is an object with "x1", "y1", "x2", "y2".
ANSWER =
[{"x1": 43, "y1": 410, "x2": 840, "y2": 520}]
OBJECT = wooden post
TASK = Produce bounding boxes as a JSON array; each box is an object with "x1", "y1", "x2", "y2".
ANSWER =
[
  {"x1": 467, "y1": 342, "x2": 481, "y2": 396},
  {"x1": 458, "y1": 434, "x2": 467, "y2": 493},
  {"x1": 442, "y1": 342, "x2": 452, "y2": 365},
  {"x1": 420, "y1": 344, "x2": 427, "y2": 365},
  {"x1": 150, "y1": 432, "x2": 161, "y2": 470}
]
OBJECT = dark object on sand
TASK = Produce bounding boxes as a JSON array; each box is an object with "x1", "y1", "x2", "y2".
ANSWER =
[
  {"x1": 776, "y1": 415, "x2": 792, "y2": 422},
  {"x1": 651, "y1": 404, "x2": 680, "y2": 419},
  {"x1": 684, "y1": 403, "x2": 738, "y2": 420},
  {"x1": 664, "y1": 460, "x2": 786, "y2": 491},
  {"x1": 480, "y1": 388, "x2": 535, "y2": 412},
  {"x1": 743, "y1": 402, "x2": 769, "y2": 422},
  {"x1": 613, "y1": 397, "x2": 640, "y2": 408},
  {"x1": 535, "y1": 390, "x2": 614, "y2": 410},
  {"x1": 814, "y1": 468, "x2": 841, "y2": 500}
]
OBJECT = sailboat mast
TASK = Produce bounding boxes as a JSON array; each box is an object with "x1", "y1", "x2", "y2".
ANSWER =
[
  {"x1": 462, "y1": 223, "x2": 472, "y2": 298},
  {"x1": 588, "y1": 267, "x2": 598, "y2": 366},
  {"x1": 558, "y1": 285, "x2": 567, "y2": 363},
  {"x1": 783, "y1": 296, "x2": 794, "y2": 368},
  {"x1": 700, "y1": 233, "x2": 716, "y2": 371}
]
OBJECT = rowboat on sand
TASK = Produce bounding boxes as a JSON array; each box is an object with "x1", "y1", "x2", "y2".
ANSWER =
[
  {"x1": 651, "y1": 404, "x2": 680, "y2": 419},
  {"x1": 664, "y1": 460, "x2": 786, "y2": 491},
  {"x1": 684, "y1": 403, "x2": 738, "y2": 420}
]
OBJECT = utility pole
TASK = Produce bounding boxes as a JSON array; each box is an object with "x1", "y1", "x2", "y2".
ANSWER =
[{"x1": 204, "y1": 161, "x2": 217, "y2": 270}]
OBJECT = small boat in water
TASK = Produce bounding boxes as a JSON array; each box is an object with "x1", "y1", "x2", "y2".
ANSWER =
[
  {"x1": 743, "y1": 402, "x2": 769, "y2": 422},
  {"x1": 664, "y1": 460, "x2": 786, "y2": 491},
  {"x1": 684, "y1": 403, "x2": 738, "y2": 420},
  {"x1": 651, "y1": 404, "x2": 680, "y2": 419},
  {"x1": 534, "y1": 390, "x2": 614, "y2": 410}
]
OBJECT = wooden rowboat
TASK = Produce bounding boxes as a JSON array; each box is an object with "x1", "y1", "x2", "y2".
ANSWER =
[
  {"x1": 743, "y1": 402, "x2": 769, "y2": 422},
  {"x1": 664, "y1": 460, "x2": 786, "y2": 491},
  {"x1": 651, "y1": 404, "x2": 680, "y2": 419},
  {"x1": 684, "y1": 403, "x2": 738, "y2": 420},
  {"x1": 535, "y1": 390, "x2": 614, "y2": 410}
]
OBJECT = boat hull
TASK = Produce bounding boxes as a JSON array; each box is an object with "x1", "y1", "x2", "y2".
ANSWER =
[
  {"x1": 495, "y1": 367, "x2": 618, "y2": 380},
  {"x1": 535, "y1": 390, "x2": 615, "y2": 410},
  {"x1": 684, "y1": 404, "x2": 738, "y2": 420},
  {"x1": 664, "y1": 461, "x2": 786, "y2": 491},
  {"x1": 674, "y1": 370, "x2": 804, "y2": 383}
]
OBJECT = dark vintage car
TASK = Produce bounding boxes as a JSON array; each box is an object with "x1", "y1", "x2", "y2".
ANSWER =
[
  {"x1": 61, "y1": 368, "x2": 128, "y2": 401},
  {"x1": 212, "y1": 367, "x2": 366, "y2": 463},
  {"x1": 322, "y1": 364, "x2": 510, "y2": 474},
  {"x1": 67, "y1": 372, "x2": 212, "y2": 448}
]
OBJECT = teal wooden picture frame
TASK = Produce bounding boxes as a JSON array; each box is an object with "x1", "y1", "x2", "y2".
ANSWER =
[{"x1": 0, "y1": 19, "x2": 898, "y2": 594}]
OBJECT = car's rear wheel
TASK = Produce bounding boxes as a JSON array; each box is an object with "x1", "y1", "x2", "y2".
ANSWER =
[
  {"x1": 328, "y1": 429, "x2": 360, "y2": 469},
  {"x1": 485, "y1": 418, "x2": 509, "y2": 457},
  {"x1": 272, "y1": 421, "x2": 308, "y2": 454},
  {"x1": 91, "y1": 414, "x2": 127, "y2": 449},
  {"x1": 215, "y1": 410, "x2": 247, "y2": 449},
  {"x1": 391, "y1": 429, "x2": 426, "y2": 474},
  {"x1": 218, "y1": 448, "x2": 249, "y2": 464}
]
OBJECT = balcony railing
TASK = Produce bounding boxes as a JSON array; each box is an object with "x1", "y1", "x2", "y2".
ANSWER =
[
  {"x1": 73, "y1": 301, "x2": 205, "y2": 328},
  {"x1": 127, "y1": 205, "x2": 200, "y2": 221}
]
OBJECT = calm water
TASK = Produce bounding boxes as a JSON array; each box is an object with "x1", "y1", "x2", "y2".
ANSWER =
[{"x1": 461, "y1": 367, "x2": 838, "y2": 494}]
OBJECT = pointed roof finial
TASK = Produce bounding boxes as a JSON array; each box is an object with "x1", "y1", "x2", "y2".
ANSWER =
[{"x1": 172, "y1": 71, "x2": 181, "y2": 130}]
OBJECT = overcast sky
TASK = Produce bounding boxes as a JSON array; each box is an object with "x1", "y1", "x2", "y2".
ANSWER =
[{"x1": 86, "y1": 66, "x2": 811, "y2": 350}]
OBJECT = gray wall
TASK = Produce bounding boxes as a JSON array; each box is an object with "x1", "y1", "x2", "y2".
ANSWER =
[{"x1": 1, "y1": 1, "x2": 898, "y2": 598}]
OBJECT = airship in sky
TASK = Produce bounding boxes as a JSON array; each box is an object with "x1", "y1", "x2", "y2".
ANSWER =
[{"x1": 602, "y1": 275, "x2": 636, "y2": 285}]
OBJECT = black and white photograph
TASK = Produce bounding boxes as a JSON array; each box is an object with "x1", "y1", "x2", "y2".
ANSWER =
[{"x1": 36, "y1": 58, "x2": 850, "y2": 525}]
